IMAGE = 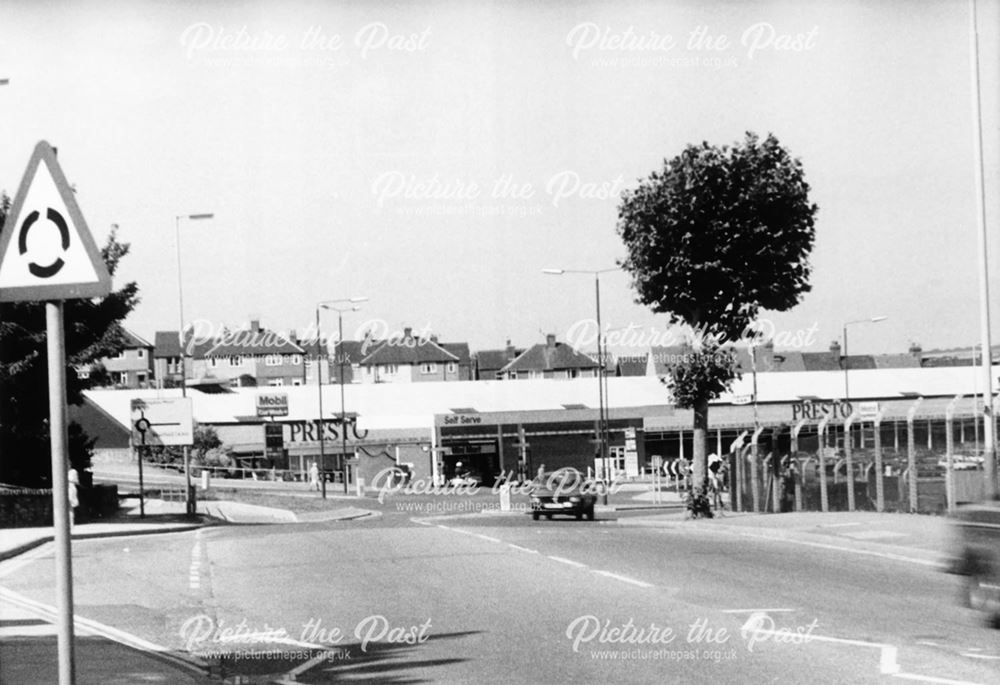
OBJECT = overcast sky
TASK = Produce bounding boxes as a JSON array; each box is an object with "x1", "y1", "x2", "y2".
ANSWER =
[{"x1": 1, "y1": 0, "x2": 998, "y2": 356}]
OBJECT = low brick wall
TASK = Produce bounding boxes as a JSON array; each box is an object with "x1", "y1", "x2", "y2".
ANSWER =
[{"x1": 0, "y1": 489, "x2": 54, "y2": 528}]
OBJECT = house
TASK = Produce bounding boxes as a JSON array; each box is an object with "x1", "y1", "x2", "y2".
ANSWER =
[
  {"x1": 498, "y1": 334, "x2": 599, "y2": 380},
  {"x1": 78, "y1": 328, "x2": 154, "y2": 389},
  {"x1": 474, "y1": 341, "x2": 524, "y2": 380},
  {"x1": 153, "y1": 320, "x2": 308, "y2": 389},
  {"x1": 355, "y1": 328, "x2": 471, "y2": 383}
]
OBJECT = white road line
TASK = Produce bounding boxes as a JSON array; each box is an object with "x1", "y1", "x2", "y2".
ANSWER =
[
  {"x1": 472, "y1": 533, "x2": 501, "y2": 543},
  {"x1": 411, "y1": 519, "x2": 434, "y2": 526},
  {"x1": 721, "y1": 608, "x2": 795, "y2": 613},
  {"x1": 507, "y1": 544, "x2": 539, "y2": 554},
  {"x1": 591, "y1": 570, "x2": 654, "y2": 588},
  {"x1": 892, "y1": 674, "x2": 985, "y2": 685},
  {"x1": 547, "y1": 555, "x2": 587, "y2": 569},
  {"x1": 960, "y1": 653, "x2": 1000, "y2": 660}
]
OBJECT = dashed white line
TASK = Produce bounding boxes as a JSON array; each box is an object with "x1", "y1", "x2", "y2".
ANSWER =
[
  {"x1": 547, "y1": 555, "x2": 587, "y2": 569},
  {"x1": 591, "y1": 570, "x2": 654, "y2": 588},
  {"x1": 722, "y1": 608, "x2": 795, "y2": 614},
  {"x1": 507, "y1": 544, "x2": 539, "y2": 554},
  {"x1": 892, "y1": 674, "x2": 985, "y2": 685}
]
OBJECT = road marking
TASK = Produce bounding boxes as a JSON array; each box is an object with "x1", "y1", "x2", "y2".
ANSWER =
[
  {"x1": 188, "y1": 529, "x2": 204, "y2": 591},
  {"x1": 892, "y1": 674, "x2": 985, "y2": 684},
  {"x1": 722, "y1": 608, "x2": 795, "y2": 613},
  {"x1": 507, "y1": 544, "x2": 539, "y2": 554},
  {"x1": 547, "y1": 555, "x2": 587, "y2": 569},
  {"x1": 819, "y1": 522, "x2": 861, "y2": 528},
  {"x1": 591, "y1": 570, "x2": 654, "y2": 588},
  {"x1": 472, "y1": 533, "x2": 501, "y2": 543},
  {"x1": 960, "y1": 653, "x2": 1000, "y2": 660}
]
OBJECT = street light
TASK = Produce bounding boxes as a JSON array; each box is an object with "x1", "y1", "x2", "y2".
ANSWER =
[
  {"x1": 543, "y1": 267, "x2": 620, "y2": 503},
  {"x1": 316, "y1": 297, "x2": 367, "y2": 496},
  {"x1": 175, "y1": 212, "x2": 213, "y2": 516},
  {"x1": 842, "y1": 316, "x2": 887, "y2": 405}
]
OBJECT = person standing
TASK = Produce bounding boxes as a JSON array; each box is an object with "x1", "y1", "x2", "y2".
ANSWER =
[
  {"x1": 309, "y1": 461, "x2": 320, "y2": 491},
  {"x1": 67, "y1": 468, "x2": 80, "y2": 528}
]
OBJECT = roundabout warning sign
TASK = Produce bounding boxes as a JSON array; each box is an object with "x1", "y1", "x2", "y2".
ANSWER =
[{"x1": 0, "y1": 140, "x2": 112, "y2": 302}]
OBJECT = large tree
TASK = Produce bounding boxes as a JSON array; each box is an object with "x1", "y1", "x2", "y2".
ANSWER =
[
  {"x1": 0, "y1": 193, "x2": 140, "y2": 487},
  {"x1": 617, "y1": 132, "x2": 817, "y2": 516}
]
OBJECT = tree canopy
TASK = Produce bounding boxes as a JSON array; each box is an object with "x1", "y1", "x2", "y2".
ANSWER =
[
  {"x1": 617, "y1": 132, "x2": 817, "y2": 343},
  {"x1": 0, "y1": 193, "x2": 140, "y2": 486}
]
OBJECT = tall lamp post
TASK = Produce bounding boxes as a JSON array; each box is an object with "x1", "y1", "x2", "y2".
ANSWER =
[
  {"x1": 843, "y1": 316, "x2": 887, "y2": 454},
  {"x1": 316, "y1": 297, "x2": 367, "y2": 497},
  {"x1": 175, "y1": 212, "x2": 213, "y2": 516},
  {"x1": 543, "y1": 267, "x2": 620, "y2": 503},
  {"x1": 842, "y1": 316, "x2": 887, "y2": 403}
]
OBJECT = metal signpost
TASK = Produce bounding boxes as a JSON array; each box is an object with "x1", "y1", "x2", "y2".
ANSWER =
[
  {"x1": 0, "y1": 141, "x2": 114, "y2": 685},
  {"x1": 130, "y1": 398, "x2": 195, "y2": 515}
]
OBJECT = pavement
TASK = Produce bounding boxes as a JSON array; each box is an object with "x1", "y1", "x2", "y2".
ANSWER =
[{"x1": 0, "y1": 496, "x2": 380, "y2": 685}]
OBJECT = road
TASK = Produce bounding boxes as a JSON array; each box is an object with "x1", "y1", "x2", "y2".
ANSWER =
[{"x1": 1, "y1": 506, "x2": 998, "y2": 684}]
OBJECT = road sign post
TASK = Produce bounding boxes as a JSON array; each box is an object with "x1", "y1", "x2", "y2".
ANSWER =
[
  {"x1": 46, "y1": 301, "x2": 75, "y2": 684},
  {"x1": 0, "y1": 141, "x2": 115, "y2": 685}
]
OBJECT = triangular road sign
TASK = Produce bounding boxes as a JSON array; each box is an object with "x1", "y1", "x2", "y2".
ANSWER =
[{"x1": 0, "y1": 141, "x2": 112, "y2": 302}]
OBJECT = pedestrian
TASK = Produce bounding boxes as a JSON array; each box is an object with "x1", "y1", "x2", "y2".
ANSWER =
[
  {"x1": 309, "y1": 461, "x2": 320, "y2": 491},
  {"x1": 67, "y1": 468, "x2": 80, "y2": 528}
]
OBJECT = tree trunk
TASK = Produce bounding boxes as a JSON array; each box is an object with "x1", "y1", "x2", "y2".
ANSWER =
[{"x1": 692, "y1": 396, "x2": 709, "y2": 500}]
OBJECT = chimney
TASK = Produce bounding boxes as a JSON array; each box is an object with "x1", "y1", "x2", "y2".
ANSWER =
[
  {"x1": 505, "y1": 338, "x2": 516, "y2": 361},
  {"x1": 829, "y1": 340, "x2": 841, "y2": 357},
  {"x1": 429, "y1": 334, "x2": 439, "y2": 343},
  {"x1": 908, "y1": 342, "x2": 922, "y2": 362},
  {"x1": 403, "y1": 326, "x2": 412, "y2": 339},
  {"x1": 546, "y1": 333, "x2": 557, "y2": 349},
  {"x1": 250, "y1": 319, "x2": 261, "y2": 333}
]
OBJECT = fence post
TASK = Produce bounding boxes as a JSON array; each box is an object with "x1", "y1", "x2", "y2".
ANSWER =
[
  {"x1": 945, "y1": 394, "x2": 963, "y2": 514},
  {"x1": 906, "y1": 397, "x2": 923, "y2": 513},
  {"x1": 730, "y1": 430, "x2": 748, "y2": 512},
  {"x1": 844, "y1": 411, "x2": 858, "y2": 511},
  {"x1": 818, "y1": 415, "x2": 831, "y2": 512},
  {"x1": 873, "y1": 408, "x2": 886, "y2": 512},
  {"x1": 791, "y1": 418, "x2": 807, "y2": 512},
  {"x1": 750, "y1": 425, "x2": 765, "y2": 513}
]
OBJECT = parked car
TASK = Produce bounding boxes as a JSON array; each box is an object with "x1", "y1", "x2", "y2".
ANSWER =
[
  {"x1": 529, "y1": 468, "x2": 598, "y2": 521},
  {"x1": 936, "y1": 455, "x2": 984, "y2": 471},
  {"x1": 947, "y1": 497, "x2": 1000, "y2": 628}
]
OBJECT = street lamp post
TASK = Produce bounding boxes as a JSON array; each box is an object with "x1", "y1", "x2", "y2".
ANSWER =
[
  {"x1": 316, "y1": 298, "x2": 367, "y2": 497},
  {"x1": 842, "y1": 316, "x2": 887, "y2": 404},
  {"x1": 175, "y1": 212, "x2": 213, "y2": 517},
  {"x1": 842, "y1": 316, "x2": 887, "y2": 458},
  {"x1": 543, "y1": 267, "x2": 620, "y2": 504}
]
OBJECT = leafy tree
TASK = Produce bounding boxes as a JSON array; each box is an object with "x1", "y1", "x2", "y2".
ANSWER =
[
  {"x1": 0, "y1": 193, "x2": 140, "y2": 486},
  {"x1": 617, "y1": 132, "x2": 817, "y2": 516}
]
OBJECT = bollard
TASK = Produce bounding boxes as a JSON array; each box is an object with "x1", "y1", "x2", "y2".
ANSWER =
[
  {"x1": 355, "y1": 477, "x2": 365, "y2": 497},
  {"x1": 499, "y1": 483, "x2": 511, "y2": 512}
]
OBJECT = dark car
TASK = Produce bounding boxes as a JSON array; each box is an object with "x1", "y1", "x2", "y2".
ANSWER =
[
  {"x1": 947, "y1": 498, "x2": 1000, "y2": 628},
  {"x1": 529, "y1": 468, "x2": 599, "y2": 521}
]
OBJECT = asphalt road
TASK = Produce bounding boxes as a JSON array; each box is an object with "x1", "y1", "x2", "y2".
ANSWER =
[{"x1": 2, "y1": 507, "x2": 998, "y2": 684}]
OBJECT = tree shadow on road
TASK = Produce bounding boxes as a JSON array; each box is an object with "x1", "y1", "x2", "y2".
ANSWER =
[{"x1": 205, "y1": 629, "x2": 482, "y2": 684}]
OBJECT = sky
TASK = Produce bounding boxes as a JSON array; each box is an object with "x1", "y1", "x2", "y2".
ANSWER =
[{"x1": 0, "y1": 0, "x2": 998, "y2": 357}]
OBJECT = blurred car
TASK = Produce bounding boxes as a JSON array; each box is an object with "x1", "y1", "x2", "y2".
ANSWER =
[
  {"x1": 529, "y1": 468, "x2": 598, "y2": 521},
  {"x1": 947, "y1": 498, "x2": 1000, "y2": 628}
]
